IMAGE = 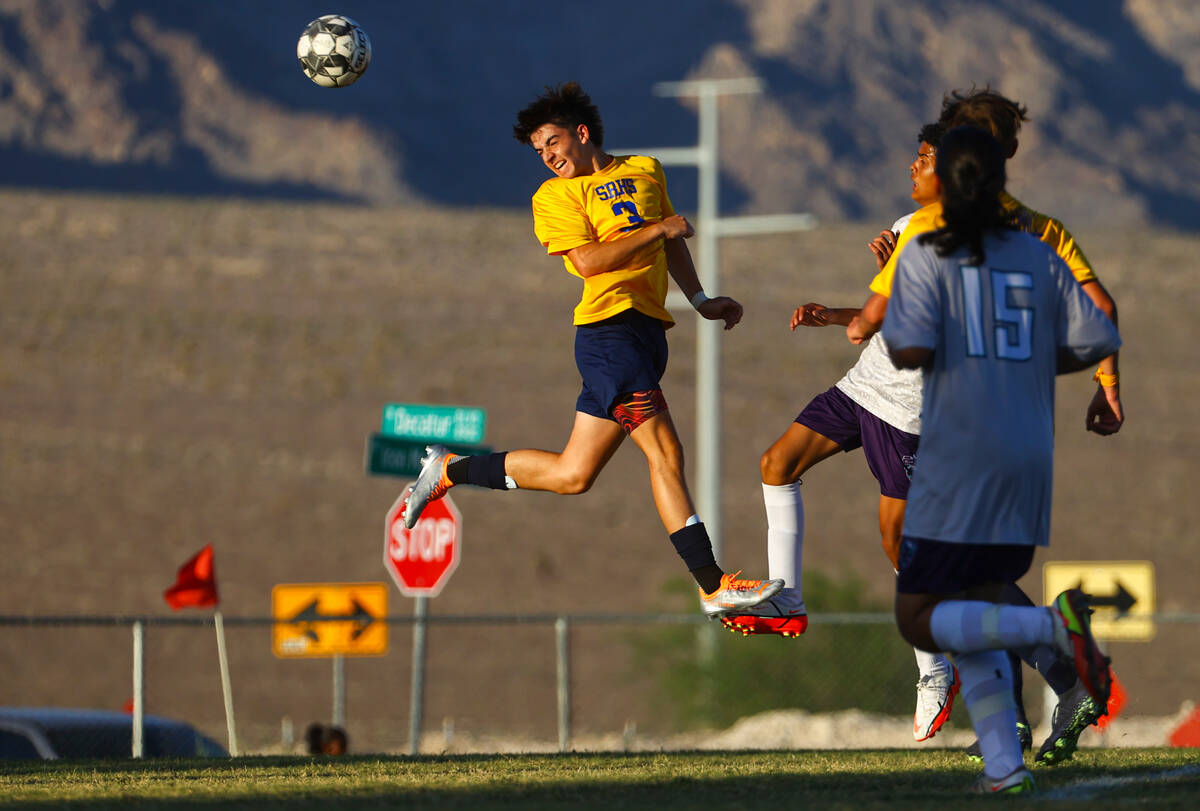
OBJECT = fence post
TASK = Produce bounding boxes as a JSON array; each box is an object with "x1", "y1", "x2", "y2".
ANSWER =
[
  {"x1": 332, "y1": 654, "x2": 345, "y2": 728},
  {"x1": 556, "y1": 616, "x2": 570, "y2": 752},
  {"x1": 132, "y1": 620, "x2": 144, "y2": 758}
]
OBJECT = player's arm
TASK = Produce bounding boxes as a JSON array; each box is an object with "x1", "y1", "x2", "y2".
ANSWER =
[
  {"x1": 664, "y1": 236, "x2": 743, "y2": 330},
  {"x1": 845, "y1": 292, "x2": 889, "y2": 344},
  {"x1": 791, "y1": 304, "x2": 859, "y2": 330},
  {"x1": 843, "y1": 224, "x2": 903, "y2": 341},
  {"x1": 1078, "y1": 278, "x2": 1123, "y2": 435},
  {"x1": 565, "y1": 215, "x2": 692, "y2": 277}
]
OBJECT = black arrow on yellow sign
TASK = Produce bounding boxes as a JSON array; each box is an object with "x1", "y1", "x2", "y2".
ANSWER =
[
  {"x1": 288, "y1": 598, "x2": 377, "y2": 641},
  {"x1": 1077, "y1": 581, "x2": 1137, "y2": 616}
]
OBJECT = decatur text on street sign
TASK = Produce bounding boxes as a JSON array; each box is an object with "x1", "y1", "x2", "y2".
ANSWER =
[{"x1": 381, "y1": 403, "x2": 486, "y2": 445}]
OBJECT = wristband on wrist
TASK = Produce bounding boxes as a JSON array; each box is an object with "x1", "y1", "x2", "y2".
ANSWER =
[
  {"x1": 1093, "y1": 367, "x2": 1119, "y2": 388},
  {"x1": 689, "y1": 291, "x2": 710, "y2": 310}
]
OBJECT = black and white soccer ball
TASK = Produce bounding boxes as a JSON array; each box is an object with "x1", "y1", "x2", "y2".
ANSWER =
[{"x1": 297, "y1": 15, "x2": 371, "y2": 88}]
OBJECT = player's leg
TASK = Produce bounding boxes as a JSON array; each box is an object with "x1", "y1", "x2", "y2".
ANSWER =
[
  {"x1": 401, "y1": 412, "x2": 624, "y2": 528},
  {"x1": 722, "y1": 392, "x2": 849, "y2": 637},
  {"x1": 622, "y1": 395, "x2": 781, "y2": 609},
  {"x1": 760, "y1": 421, "x2": 842, "y2": 584},
  {"x1": 502, "y1": 411, "x2": 625, "y2": 493},
  {"x1": 894, "y1": 541, "x2": 1033, "y2": 789},
  {"x1": 859, "y1": 419, "x2": 959, "y2": 740},
  {"x1": 994, "y1": 582, "x2": 1103, "y2": 765}
]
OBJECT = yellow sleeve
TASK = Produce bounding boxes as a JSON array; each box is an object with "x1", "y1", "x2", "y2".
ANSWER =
[
  {"x1": 868, "y1": 205, "x2": 941, "y2": 297},
  {"x1": 531, "y1": 181, "x2": 594, "y2": 256},
  {"x1": 1027, "y1": 212, "x2": 1098, "y2": 285}
]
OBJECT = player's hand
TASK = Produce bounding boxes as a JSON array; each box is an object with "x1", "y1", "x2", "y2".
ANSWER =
[
  {"x1": 791, "y1": 303, "x2": 830, "y2": 330},
  {"x1": 698, "y1": 296, "x2": 743, "y2": 330},
  {"x1": 868, "y1": 229, "x2": 898, "y2": 271},
  {"x1": 659, "y1": 215, "x2": 694, "y2": 240},
  {"x1": 846, "y1": 316, "x2": 871, "y2": 345},
  {"x1": 1085, "y1": 385, "x2": 1124, "y2": 435}
]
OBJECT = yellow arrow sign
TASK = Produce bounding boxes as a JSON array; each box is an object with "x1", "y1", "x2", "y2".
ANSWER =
[
  {"x1": 1042, "y1": 561, "x2": 1155, "y2": 642},
  {"x1": 272, "y1": 582, "x2": 388, "y2": 658}
]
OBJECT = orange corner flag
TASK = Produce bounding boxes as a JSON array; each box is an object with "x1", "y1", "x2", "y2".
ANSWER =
[{"x1": 164, "y1": 545, "x2": 219, "y2": 610}]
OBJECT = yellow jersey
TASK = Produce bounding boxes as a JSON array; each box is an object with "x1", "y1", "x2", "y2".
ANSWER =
[
  {"x1": 531, "y1": 155, "x2": 676, "y2": 326},
  {"x1": 869, "y1": 192, "x2": 1098, "y2": 297}
]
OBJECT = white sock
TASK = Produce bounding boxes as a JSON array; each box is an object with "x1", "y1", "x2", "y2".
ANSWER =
[
  {"x1": 762, "y1": 482, "x2": 803, "y2": 595},
  {"x1": 914, "y1": 647, "x2": 952, "y2": 680},
  {"x1": 930, "y1": 601, "x2": 1054, "y2": 653},
  {"x1": 954, "y1": 650, "x2": 1024, "y2": 779}
]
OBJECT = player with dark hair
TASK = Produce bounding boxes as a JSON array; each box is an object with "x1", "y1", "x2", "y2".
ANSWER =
[
  {"x1": 938, "y1": 86, "x2": 1122, "y2": 436},
  {"x1": 721, "y1": 122, "x2": 970, "y2": 742},
  {"x1": 403, "y1": 82, "x2": 781, "y2": 615},
  {"x1": 848, "y1": 86, "x2": 1122, "y2": 766},
  {"x1": 883, "y1": 125, "x2": 1120, "y2": 794}
]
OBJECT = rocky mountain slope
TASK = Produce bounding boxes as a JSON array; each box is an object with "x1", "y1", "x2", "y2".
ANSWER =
[{"x1": 2, "y1": 0, "x2": 1199, "y2": 226}]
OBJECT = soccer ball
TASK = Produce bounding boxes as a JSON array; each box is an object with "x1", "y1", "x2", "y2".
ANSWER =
[{"x1": 297, "y1": 15, "x2": 371, "y2": 88}]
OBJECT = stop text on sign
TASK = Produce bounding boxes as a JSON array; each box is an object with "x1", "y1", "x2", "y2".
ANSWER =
[{"x1": 389, "y1": 518, "x2": 456, "y2": 563}]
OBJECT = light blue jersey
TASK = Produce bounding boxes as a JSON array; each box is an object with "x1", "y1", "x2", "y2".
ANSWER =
[{"x1": 882, "y1": 230, "x2": 1121, "y2": 546}]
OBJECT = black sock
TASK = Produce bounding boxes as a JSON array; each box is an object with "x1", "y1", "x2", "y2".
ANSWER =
[
  {"x1": 668, "y1": 523, "x2": 719, "y2": 591},
  {"x1": 447, "y1": 453, "x2": 509, "y2": 490},
  {"x1": 1000, "y1": 581, "x2": 1079, "y2": 694}
]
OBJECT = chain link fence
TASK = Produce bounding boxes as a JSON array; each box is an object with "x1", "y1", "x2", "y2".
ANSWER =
[{"x1": 1, "y1": 613, "x2": 1196, "y2": 758}]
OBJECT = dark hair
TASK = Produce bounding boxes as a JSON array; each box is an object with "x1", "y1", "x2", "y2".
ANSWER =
[
  {"x1": 937, "y1": 86, "x2": 1028, "y2": 156},
  {"x1": 917, "y1": 122, "x2": 944, "y2": 149},
  {"x1": 918, "y1": 126, "x2": 1013, "y2": 263},
  {"x1": 512, "y1": 82, "x2": 605, "y2": 148}
]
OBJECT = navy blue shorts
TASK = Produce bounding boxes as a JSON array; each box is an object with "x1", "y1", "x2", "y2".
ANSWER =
[
  {"x1": 796, "y1": 386, "x2": 919, "y2": 499},
  {"x1": 895, "y1": 536, "x2": 1036, "y2": 595},
  {"x1": 574, "y1": 309, "x2": 669, "y2": 421}
]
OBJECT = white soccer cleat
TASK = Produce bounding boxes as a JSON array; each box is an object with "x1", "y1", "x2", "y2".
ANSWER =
[
  {"x1": 913, "y1": 666, "x2": 960, "y2": 741},
  {"x1": 698, "y1": 571, "x2": 784, "y2": 617},
  {"x1": 402, "y1": 444, "x2": 455, "y2": 529},
  {"x1": 720, "y1": 587, "x2": 809, "y2": 637}
]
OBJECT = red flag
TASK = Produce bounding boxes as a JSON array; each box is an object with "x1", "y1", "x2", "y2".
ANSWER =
[{"x1": 163, "y1": 545, "x2": 219, "y2": 610}]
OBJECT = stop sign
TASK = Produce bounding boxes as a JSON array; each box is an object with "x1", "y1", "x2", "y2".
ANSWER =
[{"x1": 384, "y1": 487, "x2": 461, "y2": 597}]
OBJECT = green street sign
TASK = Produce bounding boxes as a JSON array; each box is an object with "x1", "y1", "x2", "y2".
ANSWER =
[
  {"x1": 365, "y1": 434, "x2": 492, "y2": 478},
  {"x1": 381, "y1": 403, "x2": 487, "y2": 444}
]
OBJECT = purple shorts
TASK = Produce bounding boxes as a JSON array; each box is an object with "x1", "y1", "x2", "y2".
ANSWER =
[
  {"x1": 895, "y1": 536, "x2": 1036, "y2": 595},
  {"x1": 795, "y1": 386, "x2": 919, "y2": 499}
]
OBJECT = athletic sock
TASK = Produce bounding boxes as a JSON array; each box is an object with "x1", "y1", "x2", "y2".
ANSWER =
[
  {"x1": 761, "y1": 481, "x2": 803, "y2": 595},
  {"x1": 953, "y1": 650, "x2": 1025, "y2": 779},
  {"x1": 914, "y1": 647, "x2": 952, "y2": 680},
  {"x1": 929, "y1": 601, "x2": 1054, "y2": 653},
  {"x1": 446, "y1": 453, "x2": 510, "y2": 490},
  {"x1": 669, "y1": 522, "x2": 719, "y2": 591}
]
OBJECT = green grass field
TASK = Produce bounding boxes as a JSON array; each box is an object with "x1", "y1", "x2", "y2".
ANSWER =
[{"x1": 2, "y1": 749, "x2": 1198, "y2": 809}]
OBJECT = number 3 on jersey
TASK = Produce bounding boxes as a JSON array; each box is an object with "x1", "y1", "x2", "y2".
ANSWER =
[
  {"x1": 960, "y1": 266, "x2": 1033, "y2": 361},
  {"x1": 612, "y1": 201, "x2": 645, "y2": 232}
]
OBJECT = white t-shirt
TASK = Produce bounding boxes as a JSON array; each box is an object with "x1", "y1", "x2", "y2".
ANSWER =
[{"x1": 834, "y1": 215, "x2": 924, "y2": 435}]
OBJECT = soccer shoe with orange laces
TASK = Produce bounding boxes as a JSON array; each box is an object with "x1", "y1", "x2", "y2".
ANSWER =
[
  {"x1": 1049, "y1": 589, "x2": 1113, "y2": 707},
  {"x1": 719, "y1": 587, "x2": 808, "y2": 637},
  {"x1": 402, "y1": 444, "x2": 456, "y2": 529},
  {"x1": 698, "y1": 571, "x2": 784, "y2": 618}
]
